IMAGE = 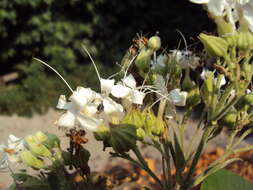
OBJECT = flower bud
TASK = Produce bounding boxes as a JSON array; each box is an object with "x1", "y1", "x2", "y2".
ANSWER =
[
  {"x1": 219, "y1": 112, "x2": 237, "y2": 127},
  {"x1": 135, "y1": 48, "x2": 153, "y2": 72},
  {"x1": 20, "y1": 150, "x2": 44, "y2": 169},
  {"x1": 108, "y1": 124, "x2": 138, "y2": 153},
  {"x1": 199, "y1": 33, "x2": 228, "y2": 57},
  {"x1": 152, "y1": 118, "x2": 165, "y2": 136},
  {"x1": 224, "y1": 33, "x2": 238, "y2": 47},
  {"x1": 136, "y1": 128, "x2": 146, "y2": 140},
  {"x1": 214, "y1": 16, "x2": 234, "y2": 37},
  {"x1": 121, "y1": 109, "x2": 144, "y2": 128},
  {"x1": 186, "y1": 87, "x2": 201, "y2": 108},
  {"x1": 148, "y1": 36, "x2": 161, "y2": 51},
  {"x1": 34, "y1": 131, "x2": 48, "y2": 143},
  {"x1": 25, "y1": 136, "x2": 52, "y2": 158},
  {"x1": 44, "y1": 133, "x2": 61, "y2": 149},
  {"x1": 237, "y1": 31, "x2": 253, "y2": 50},
  {"x1": 93, "y1": 125, "x2": 110, "y2": 141},
  {"x1": 242, "y1": 93, "x2": 253, "y2": 106}
]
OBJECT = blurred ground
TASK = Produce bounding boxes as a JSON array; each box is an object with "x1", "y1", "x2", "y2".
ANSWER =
[{"x1": 0, "y1": 109, "x2": 253, "y2": 189}]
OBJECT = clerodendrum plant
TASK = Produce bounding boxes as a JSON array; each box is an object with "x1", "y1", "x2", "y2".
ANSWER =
[{"x1": 1, "y1": 0, "x2": 253, "y2": 190}]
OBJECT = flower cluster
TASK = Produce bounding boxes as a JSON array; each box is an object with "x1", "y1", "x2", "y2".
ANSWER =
[
  {"x1": 0, "y1": 132, "x2": 60, "y2": 170},
  {"x1": 190, "y1": 0, "x2": 253, "y2": 33}
]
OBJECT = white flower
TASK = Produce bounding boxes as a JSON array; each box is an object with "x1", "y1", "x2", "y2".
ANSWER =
[
  {"x1": 169, "y1": 89, "x2": 188, "y2": 106},
  {"x1": 56, "y1": 87, "x2": 103, "y2": 131},
  {"x1": 56, "y1": 86, "x2": 123, "y2": 131},
  {"x1": 201, "y1": 69, "x2": 226, "y2": 88},
  {"x1": 151, "y1": 54, "x2": 167, "y2": 69},
  {"x1": 171, "y1": 50, "x2": 200, "y2": 70},
  {"x1": 100, "y1": 78, "x2": 115, "y2": 95},
  {"x1": 240, "y1": 1, "x2": 253, "y2": 32},
  {"x1": 190, "y1": 0, "x2": 228, "y2": 16},
  {"x1": 190, "y1": 0, "x2": 253, "y2": 32},
  {"x1": 0, "y1": 135, "x2": 24, "y2": 164},
  {"x1": 111, "y1": 74, "x2": 146, "y2": 105}
]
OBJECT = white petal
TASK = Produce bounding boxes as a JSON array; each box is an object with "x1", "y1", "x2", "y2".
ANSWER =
[
  {"x1": 102, "y1": 97, "x2": 123, "y2": 114},
  {"x1": 220, "y1": 75, "x2": 226, "y2": 87},
  {"x1": 246, "y1": 89, "x2": 252, "y2": 94},
  {"x1": 57, "y1": 111, "x2": 76, "y2": 128},
  {"x1": 200, "y1": 69, "x2": 212, "y2": 80},
  {"x1": 242, "y1": 3, "x2": 253, "y2": 32},
  {"x1": 189, "y1": 0, "x2": 210, "y2": 4},
  {"x1": 100, "y1": 78, "x2": 115, "y2": 94},
  {"x1": 76, "y1": 115, "x2": 102, "y2": 131},
  {"x1": 207, "y1": 0, "x2": 227, "y2": 16},
  {"x1": 56, "y1": 95, "x2": 67, "y2": 109},
  {"x1": 131, "y1": 90, "x2": 146, "y2": 105},
  {"x1": 122, "y1": 74, "x2": 137, "y2": 88},
  {"x1": 69, "y1": 87, "x2": 95, "y2": 108},
  {"x1": 169, "y1": 89, "x2": 188, "y2": 106},
  {"x1": 82, "y1": 104, "x2": 98, "y2": 116},
  {"x1": 8, "y1": 135, "x2": 20, "y2": 143},
  {"x1": 111, "y1": 84, "x2": 132, "y2": 98}
]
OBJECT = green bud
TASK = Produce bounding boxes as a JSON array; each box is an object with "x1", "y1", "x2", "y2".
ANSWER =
[
  {"x1": 224, "y1": 32, "x2": 238, "y2": 47},
  {"x1": 44, "y1": 133, "x2": 61, "y2": 149},
  {"x1": 20, "y1": 151, "x2": 44, "y2": 169},
  {"x1": 34, "y1": 131, "x2": 48, "y2": 143},
  {"x1": 215, "y1": 16, "x2": 234, "y2": 37},
  {"x1": 93, "y1": 125, "x2": 110, "y2": 141},
  {"x1": 199, "y1": 33, "x2": 228, "y2": 57},
  {"x1": 219, "y1": 112, "x2": 237, "y2": 127},
  {"x1": 25, "y1": 136, "x2": 52, "y2": 158},
  {"x1": 237, "y1": 31, "x2": 253, "y2": 50},
  {"x1": 121, "y1": 108, "x2": 144, "y2": 128},
  {"x1": 135, "y1": 47, "x2": 153, "y2": 72},
  {"x1": 142, "y1": 109, "x2": 156, "y2": 133},
  {"x1": 186, "y1": 87, "x2": 201, "y2": 108},
  {"x1": 148, "y1": 36, "x2": 161, "y2": 51},
  {"x1": 243, "y1": 93, "x2": 253, "y2": 106},
  {"x1": 152, "y1": 118, "x2": 165, "y2": 136},
  {"x1": 136, "y1": 128, "x2": 146, "y2": 140},
  {"x1": 109, "y1": 124, "x2": 138, "y2": 153}
]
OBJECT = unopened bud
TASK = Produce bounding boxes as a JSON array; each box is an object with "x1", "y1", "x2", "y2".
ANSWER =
[
  {"x1": 199, "y1": 33, "x2": 228, "y2": 57},
  {"x1": 20, "y1": 151, "x2": 44, "y2": 169},
  {"x1": 237, "y1": 31, "x2": 253, "y2": 50},
  {"x1": 148, "y1": 36, "x2": 161, "y2": 51},
  {"x1": 135, "y1": 48, "x2": 153, "y2": 72}
]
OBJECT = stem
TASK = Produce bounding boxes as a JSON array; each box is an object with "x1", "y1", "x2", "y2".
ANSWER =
[{"x1": 132, "y1": 147, "x2": 163, "y2": 188}]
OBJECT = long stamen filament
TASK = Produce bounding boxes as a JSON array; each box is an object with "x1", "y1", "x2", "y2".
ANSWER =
[
  {"x1": 34, "y1": 58, "x2": 74, "y2": 93},
  {"x1": 81, "y1": 45, "x2": 101, "y2": 82}
]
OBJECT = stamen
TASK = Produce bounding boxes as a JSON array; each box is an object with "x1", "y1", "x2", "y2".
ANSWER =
[
  {"x1": 34, "y1": 58, "x2": 74, "y2": 93},
  {"x1": 81, "y1": 45, "x2": 101, "y2": 82}
]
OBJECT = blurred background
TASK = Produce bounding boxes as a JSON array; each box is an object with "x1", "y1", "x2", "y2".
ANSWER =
[{"x1": 0, "y1": 0, "x2": 215, "y2": 116}]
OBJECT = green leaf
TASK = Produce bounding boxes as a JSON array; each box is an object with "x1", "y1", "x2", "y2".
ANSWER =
[
  {"x1": 200, "y1": 169, "x2": 253, "y2": 190},
  {"x1": 12, "y1": 173, "x2": 49, "y2": 190}
]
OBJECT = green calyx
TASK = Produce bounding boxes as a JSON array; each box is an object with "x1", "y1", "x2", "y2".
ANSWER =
[
  {"x1": 20, "y1": 150, "x2": 45, "y2": 169},
  {"x1": 148, "y1": 36, "x2": 161, "y2": 51},
  {"x1": 199, "y1": 33, "x2": 228, "y2": 58},
  {"x1": 108, "y1": 124, "x2": 138, "y2": 153}
]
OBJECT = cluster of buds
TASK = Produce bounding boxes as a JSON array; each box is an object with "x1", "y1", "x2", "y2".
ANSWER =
[{"x1": 0, "y1": 131, "x2": 60, "y2": 170}]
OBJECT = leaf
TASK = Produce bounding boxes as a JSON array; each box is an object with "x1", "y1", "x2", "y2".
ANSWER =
[
  {"x1": 200, "y1": 169, "x2": 253, "y2": 190},
  {"x1": 12, "y1": 173, "x2": 49, "y2": 190},
  {"x1": 195, "y1": 157, "x2": 241, "y2": 186}
]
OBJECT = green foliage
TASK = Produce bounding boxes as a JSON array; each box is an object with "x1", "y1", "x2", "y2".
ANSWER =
[
  {"x1": 200, "y1": 169, "x2": 253, "y2": 190},
  {"x1": 0, "y1": 0, "x2": 213, "y2": 116}
]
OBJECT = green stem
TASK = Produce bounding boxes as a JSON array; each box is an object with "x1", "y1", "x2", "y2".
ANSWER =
[{"x1": 132, "y1": 146, "x2": 163, "y2": 188}]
